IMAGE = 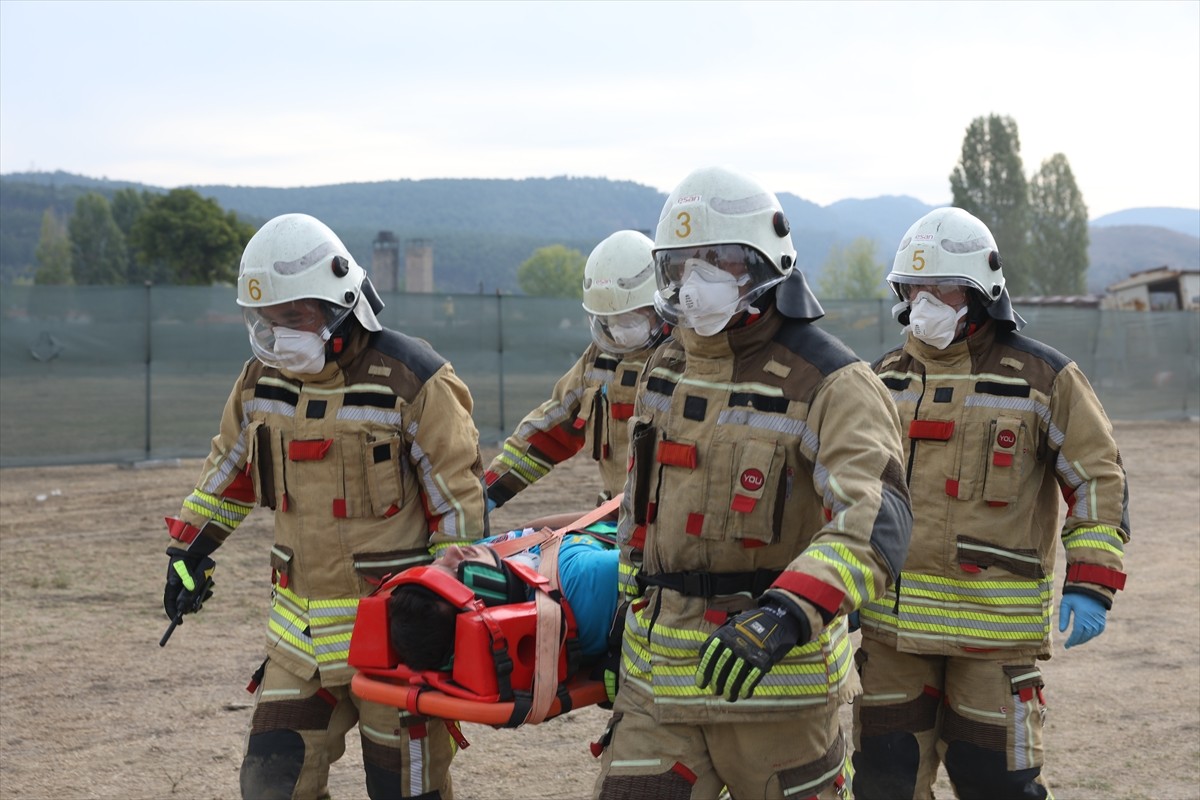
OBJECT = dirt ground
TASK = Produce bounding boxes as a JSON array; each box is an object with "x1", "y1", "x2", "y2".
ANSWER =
[{"x1": 1, "y1": 420, "x2": 1198, "y2": 800}]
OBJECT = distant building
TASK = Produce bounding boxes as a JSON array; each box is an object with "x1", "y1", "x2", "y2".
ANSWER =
[
  {"x1": 1101, "y1": 267, "x2": 1200, "y2": 311},
  {"x1": 372, "y1": 231, "x2": 400, "y2": 292},
  {"x1": 406, "y1": 238, "x2": 434, "y2": 294},
  {"x1": 1011, "y1": 295, "x2": 1102, "y2": 309}
]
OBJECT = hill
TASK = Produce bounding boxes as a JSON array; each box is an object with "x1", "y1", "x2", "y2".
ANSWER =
[
  {"x1": 1086, "y1": 225, "x2": 1200, "y2": 293},
  {"x1": 1091, "y1": 207, "x2": 1200, "y2": 239},
  {"x1": 3, "y1": 170, "x2": 1197, "y2": 295}
]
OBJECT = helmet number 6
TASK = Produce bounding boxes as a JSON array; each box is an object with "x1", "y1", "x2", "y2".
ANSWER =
[
  {"x1": 247, "y1": 278, "x2": 262, "y2": 301},
  {"x1": 911, "y1": 250, "x2": 926, "y2": 271}
]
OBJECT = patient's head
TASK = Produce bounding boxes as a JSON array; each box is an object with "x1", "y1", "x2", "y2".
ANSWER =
[
  {"x1": 388, "y1": 583, "x2": 457, "y2": 671},
  {"x1": 387, "y1": 543, "x2": 523, "y2": 671}
]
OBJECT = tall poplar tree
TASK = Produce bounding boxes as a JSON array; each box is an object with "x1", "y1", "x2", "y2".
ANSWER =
[
  {"x1": 949, "y1": 115, "x2": 1031, "y2": 295},
  {"x1": 68, "y1": 193, "x2": 129, "y2": 284},
  {"x1": 33, "y1": 209, "x2": 73, "y2": 285},
  {"x1": 1029, "y1": 153, "x2": 1089, "y2": 295}
]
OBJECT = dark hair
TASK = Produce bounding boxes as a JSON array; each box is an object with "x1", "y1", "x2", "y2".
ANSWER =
[{"x1": 388, "y1": 584, "x2": 457, "y2": 671}]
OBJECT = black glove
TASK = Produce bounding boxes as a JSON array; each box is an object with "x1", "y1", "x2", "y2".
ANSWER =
[
  {"x1": 163, "y1": 547, "x2": 216, "y2": 621},
  {"x1": 695, "y1": 592, "x2": 811, "y2": 702}
]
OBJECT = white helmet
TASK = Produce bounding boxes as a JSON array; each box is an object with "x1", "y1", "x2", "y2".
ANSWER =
[
  {"x1": 888, "y1": 207, "x2": 1023, "y2": 329},
  {"x1": 582, "y1": 230, "x2": 662, "y2": 354},
  {"x1": 238, "y1": 214, "x2": 383, "y2": 369},
  {"x1": 652, "y1": 167, "x2": 796, "y2": 335}
]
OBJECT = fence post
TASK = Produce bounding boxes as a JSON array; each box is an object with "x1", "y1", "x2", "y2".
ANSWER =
[
  {"x1": 495, "y1": 290, "x2": 505, "y2": 435},
  {"x1": 144, "y1": 281, "x2": 153, "y2": 459}
]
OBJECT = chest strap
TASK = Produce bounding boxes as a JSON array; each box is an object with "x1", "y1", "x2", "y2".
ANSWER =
[{"x1": 637, "y1": 568, "x2": 782, "y2": 598}]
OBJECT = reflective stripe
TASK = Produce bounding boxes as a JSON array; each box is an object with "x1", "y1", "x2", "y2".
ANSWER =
[
  {"x1": 1063, "y1": 525, "x2": 1125, "y2": 557},
  {"x1": 623, "y1": 605, "x2": 852, "y2": 701},
  {"x1": 514, "y1": 387, "x2": 587, "y2": 442},
  {"x1": 806, "y1": 543, "x2": 876, "y2": 607},
  {"x1": 183, "y1": 489, "x2": 252, "y2": 528},
  {"x1": 495, "y1": 442, "x2": 551, "y2": 485}
]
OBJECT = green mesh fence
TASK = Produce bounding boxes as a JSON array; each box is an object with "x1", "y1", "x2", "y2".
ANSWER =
[{"x1": 1, "y1": 286, "x2": 1196, "y2": 467}]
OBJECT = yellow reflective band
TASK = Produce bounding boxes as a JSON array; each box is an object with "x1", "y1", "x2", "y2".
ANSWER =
[{"x1": 172, "y1": 559, "x2": 195, "y2": 591}]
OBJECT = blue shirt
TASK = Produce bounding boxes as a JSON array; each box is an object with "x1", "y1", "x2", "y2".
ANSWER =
[{"x1": 480, "y1": 525, "x2": 619, "y2": 659}]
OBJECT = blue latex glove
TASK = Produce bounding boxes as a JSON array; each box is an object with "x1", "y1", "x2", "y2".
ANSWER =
[
  {"x1": 1058, "y1": 593, "x2": 1107, "y2": 648},
  {"x1": 848, "y1": 611, "x2": 861, "y2": 632}
]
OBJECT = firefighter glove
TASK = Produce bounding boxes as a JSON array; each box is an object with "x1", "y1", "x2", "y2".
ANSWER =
[
  {"x1": 163, "y1": 547, "x2": 216, "y2": 620},
  {"x1": 696, "y1": 592, "x2": 811, "y2": 702},
  {"x1": 1058, "y1": 592, "x2": 1107, "y2": 649}
]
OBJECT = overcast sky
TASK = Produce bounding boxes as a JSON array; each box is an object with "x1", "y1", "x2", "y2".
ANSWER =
[{"x1": 2, "y1": 0, "x2": 1197, "y2": 219}]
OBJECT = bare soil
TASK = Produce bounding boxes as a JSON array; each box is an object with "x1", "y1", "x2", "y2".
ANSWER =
[{"x1": 1, "y1": 421, "x2": 1197, "y2": 800}]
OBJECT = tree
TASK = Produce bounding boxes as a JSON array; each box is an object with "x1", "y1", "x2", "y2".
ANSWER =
[
  {"x1": 111, "y1": 188, "x2": 156, "y2": 282},
  {"x1": 68, "y1": 192, "x2": 128, "y2": 284},
  {"x1": 949, "y1": 114, "x2": 1031, "y2": 295},
  {"x1": 1028, "y1": 153, "x2": 1089, "y2": 296},
  {"x1": 516, "y1": 244, "x2": 586, "y2": 298},
  {"x1": 33, "y1": 209, "x2": 73, "y2": 285},
  {"x1": 817, "y1": 237, "x2": 888, "y2": 300},
  {"x1": 129, "y1": 188, "x2": 256, "y2": 285}
]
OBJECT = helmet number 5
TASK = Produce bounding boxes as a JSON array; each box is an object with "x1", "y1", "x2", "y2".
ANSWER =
[
  {"x1": 674, "y1": 212, "x2": 692, "y2": 240},
  {"x1": 247, "y1": 278, "x2": 262, "y2": 301},
  {"x1": 911, "y1": 250, "x2": 926, "y2": 271}
]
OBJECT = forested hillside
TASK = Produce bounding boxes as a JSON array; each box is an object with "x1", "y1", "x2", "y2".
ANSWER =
[{"x1": 3, "y1": 170, "x2": 1197, "y2": 295}]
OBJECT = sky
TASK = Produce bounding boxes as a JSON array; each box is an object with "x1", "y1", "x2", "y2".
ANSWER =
[{"x1": 1, "y1": 0, "x2": 1197, "y2": 219}]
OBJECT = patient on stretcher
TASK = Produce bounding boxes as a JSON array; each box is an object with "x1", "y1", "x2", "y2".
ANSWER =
[{"x1": 388, "y1": 515, "x2": 620, "y2": 674}]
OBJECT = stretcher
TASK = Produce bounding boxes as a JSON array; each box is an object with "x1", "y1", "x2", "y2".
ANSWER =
[{"x1": 348, "y1": 497, "x2": 620, "y2": 726}]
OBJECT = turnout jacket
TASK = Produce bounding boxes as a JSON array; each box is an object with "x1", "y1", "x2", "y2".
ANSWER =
[
  {"x1": 486, "y1": 341, "x2": 658, "y2": 507},
  {"x1": 861, "y1": 321, "x2": 1130, "y2": 659},
  {"x1": 617, "y1": 306, "x2": 912, "y2": 723},
  {"x1": 165, "y1": 325, "x2": 486, "y2": 686}
]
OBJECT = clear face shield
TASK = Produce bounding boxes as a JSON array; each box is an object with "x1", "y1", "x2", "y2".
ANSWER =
[
  {"x1": 588, "y1": 306, "x2": 660, "y2": 355},
  {"x1": 653, "y1": 244, "x2": 785, "y2": 336},
  {"x1": 243, "y1": 299, "x2": 353, "y2": 373}
]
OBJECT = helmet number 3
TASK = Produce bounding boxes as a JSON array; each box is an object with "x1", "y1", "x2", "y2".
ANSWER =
[
  {"x1": 674, "y1": 212, "x2": 692, "y2": 240},
  {"x1": 247, "y1": 278, "x2": 262, "y2": 301},
  {"x1": 911, "y1": 249, "x2": 926, "y2": 271}
]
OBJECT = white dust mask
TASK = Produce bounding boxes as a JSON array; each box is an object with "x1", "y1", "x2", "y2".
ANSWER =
[
  {"x1": 607, "y1": 318, "x2": 652, "y2": 350},
  {"x1": 907, "y1": 292, "x2": 968, "y2": 350},
  {"x1": 271, "y1": 327, "x2": 330, "y2": 373},
  {"x1": 677, "y1": 260, "x2": 749, "y2": 337}
]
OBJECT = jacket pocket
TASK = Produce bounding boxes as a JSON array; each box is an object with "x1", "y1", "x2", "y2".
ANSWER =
[
  {"x1": 955, "y1": 535, "x2": 1045, "y2": 579},
  {"x1": 725, "y1": 436, "x2": 785, "y2": 546},
  {"x1": 270, "y1": 544, "x2": 294, "y2": 589},
  {"x1": 982, "y1": 416, "x2": 1026, "y2": 506},
  {"x1": 353, "y1": 547, "x2": 430, "y2": 588},
  {"x1": 628, "y1": 418, "x2": 658, "y2": 526},
  {"x1": 363, "y1": 434, "x2": 406, "y2": 516},
  {"x1": 247, "y1": 421, "x2": 283, "y2": 510}
]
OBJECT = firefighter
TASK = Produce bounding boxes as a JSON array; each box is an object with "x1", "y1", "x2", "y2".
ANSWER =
[
  {"x1": 159, "y1": 213, "x2": 486, "y2": 800},
  {"x1": 852, "y1": 207, "x2": 1130, "y2": 800},
  {"x1": 485, "y1": 230, "x2": 667, "y2": 553},
  {"x1": 591, "y1": 167, "x2": 913, "y2": 800}
]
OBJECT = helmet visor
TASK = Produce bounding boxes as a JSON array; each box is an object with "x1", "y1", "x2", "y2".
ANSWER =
[
  {"x1": 243, "y1": 299, "x2": 352, "y2": 368},
  {"x1": 653, "y1": 243, "x2": 785, "y2": 327},
  {"x1": 588, "y1": 307, "x2": 660, "y2": 355},
  {"x1": 889, "y1": 275, "x2": 973, "y2": 306}
]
